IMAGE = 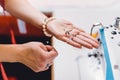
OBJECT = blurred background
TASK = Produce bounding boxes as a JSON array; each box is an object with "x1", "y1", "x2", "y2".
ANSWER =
[{"x1": 0, "y1": 0, "x2": 120, "y2": 80}]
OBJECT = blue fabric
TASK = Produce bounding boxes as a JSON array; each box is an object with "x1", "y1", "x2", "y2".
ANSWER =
[{"x1": 99, "y1": 28, "x2": 114, "y2": 80}]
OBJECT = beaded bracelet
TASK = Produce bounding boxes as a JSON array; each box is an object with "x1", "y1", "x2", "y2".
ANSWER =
[{"x1": 42, "y1": 17, "x2": 56, "y2": 37}]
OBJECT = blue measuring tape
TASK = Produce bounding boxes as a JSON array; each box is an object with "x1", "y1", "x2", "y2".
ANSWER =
[{"x1": 99, "y1": 28, "x2": 114, "y2": 80}]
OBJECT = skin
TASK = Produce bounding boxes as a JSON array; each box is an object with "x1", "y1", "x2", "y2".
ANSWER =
[
  {"x1": 0, "y1": 42, "x2": 58, "y2": 72},
  {"x1": 0, "y1": 0, "x2": 99, "y2": 72}
]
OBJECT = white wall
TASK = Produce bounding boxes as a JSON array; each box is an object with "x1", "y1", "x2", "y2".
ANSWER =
[{"x1": 28, "y1": 0, "x2": 118, "y2": 8}]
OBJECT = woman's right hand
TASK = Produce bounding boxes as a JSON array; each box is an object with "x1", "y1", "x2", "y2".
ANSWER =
[{"x1": 17, "y1": 42, "x2": 58, "y2": 72}]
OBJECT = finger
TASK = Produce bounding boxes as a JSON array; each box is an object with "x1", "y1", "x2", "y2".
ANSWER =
[
  {"x1": 79, "y1": 32, "x2": 99, "y2": 48},
  {"x1": 76, "y1": 35, "x2": 98, "y2": 48},
  {"x1": 38, "y1": 43, "x2": 48, "y2": 51},
  {"x1": 69, "y1": 29, "x2": 79, "y2": 36},
  {"x1": 49, "y1": 62, "x2": 53, "y2": 66},
  {"x1": 44, "y1": 62, "x2": 53, "y2": 70},
  {"x1": 62, "y1": 19, "x2": 73, "y2": 25},
  {"x1": 62, "y1": 37, "x2": 82, "y2": 48},
  {"x1": 46, "y1": 61, "x2": 54, "y2": 67},
  {"x1": 64, "y1": 27, "x2": 84, "y2": 37},
  {"x1": 45, "y1": 45, "x2": 57, "y2": 52},
  {"x1": 72, "y1": 25, "x2": 85, "y2": 32},
  {"x1": 72, "y1": 36, "x2": 93, "y2": 49},
  {"x1": 46, "y1": 48, "x2": 58, "y2": 58},
  {"x1": 76, "y1": 34, "x2": 99, "y2": 48},
  {"x1": 79, "y1": 32, "x2": 99, "y2": 44},
  {"x1": 45, "y1": 45, "x2": 53, "y2": 51}
]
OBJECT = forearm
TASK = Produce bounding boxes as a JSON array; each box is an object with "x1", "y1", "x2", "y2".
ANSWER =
[
  {"x1": 0, "y1": 44, "x2": 23, "y2": 62},
  {"x1": 4, "y1": 0, "x2": 48, "y2": 28}
]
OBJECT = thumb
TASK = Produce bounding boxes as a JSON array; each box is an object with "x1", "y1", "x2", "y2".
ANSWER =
[
  {"x1": 45, "y1": 45, "x2": 56, "y2": 52},
  {"x1": 45, "y1": 45, "x2": 58, "y2": 57}
]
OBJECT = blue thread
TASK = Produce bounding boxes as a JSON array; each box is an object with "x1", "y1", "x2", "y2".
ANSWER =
[{"x1": 100, "y1": 28, "x2": 114, "y2": 80}]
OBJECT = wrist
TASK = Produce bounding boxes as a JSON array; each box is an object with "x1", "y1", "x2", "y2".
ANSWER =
[
  {"x1": 42, "y1": 17, "x2": 56, "y2": 37},
  {"x1": 0, "y1": 44, "x2": 23, "y2": 63}
]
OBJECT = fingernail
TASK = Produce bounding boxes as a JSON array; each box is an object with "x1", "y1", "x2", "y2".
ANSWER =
[
  {"x1": 94, "y1": 43, "x2": 99, "y2": 48},
  {"x1": 88, "y1": 45, "x2": 93, "y2": 49},
  {"x1": 77, "y1": 45, "x2": 82, "y2": 48}
]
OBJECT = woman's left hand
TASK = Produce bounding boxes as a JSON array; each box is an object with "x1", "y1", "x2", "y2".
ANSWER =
[{"x1": 46, "y1": 18, "x2": 99, "y2": 49}]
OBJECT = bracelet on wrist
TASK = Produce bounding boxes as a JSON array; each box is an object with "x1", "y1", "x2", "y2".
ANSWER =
[{"x1": 42, "y1": 17, "x2": 56, "y2": 37}]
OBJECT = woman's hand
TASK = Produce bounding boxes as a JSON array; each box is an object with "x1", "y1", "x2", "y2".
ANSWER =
[
  {"x1": 46, "y1": 18, "x2": 99, "y2": 49},
  {"x1": 17, "y1": 42, "x2": 58, "y2": 72}
]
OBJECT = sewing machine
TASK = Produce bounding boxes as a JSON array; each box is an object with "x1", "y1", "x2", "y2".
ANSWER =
[{"x1": 80, "y1": 17, "x2": 120, "y2": 80}]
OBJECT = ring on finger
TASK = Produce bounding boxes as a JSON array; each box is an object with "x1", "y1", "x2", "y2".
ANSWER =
[
  {"x1": 45, "y1": 64, "x2": 50, "y2": 69},
  {"x1": 70, "y1": 35, "x2": 74, "y2": 40},
  {"x1": 65, "y1": 29, "x2": 72, "y2": 36},
  {"x1": 69, "y1": 34, "x2": 77, "y2": 40}
]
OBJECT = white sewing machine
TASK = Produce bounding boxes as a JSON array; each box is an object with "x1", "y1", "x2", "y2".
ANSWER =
[
  {"x1": 97, "y1": 17, "x2": 120, "y2": 80},
  {"x1": 78, "y1": 18, "x2": 120, "y2": 80}
]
